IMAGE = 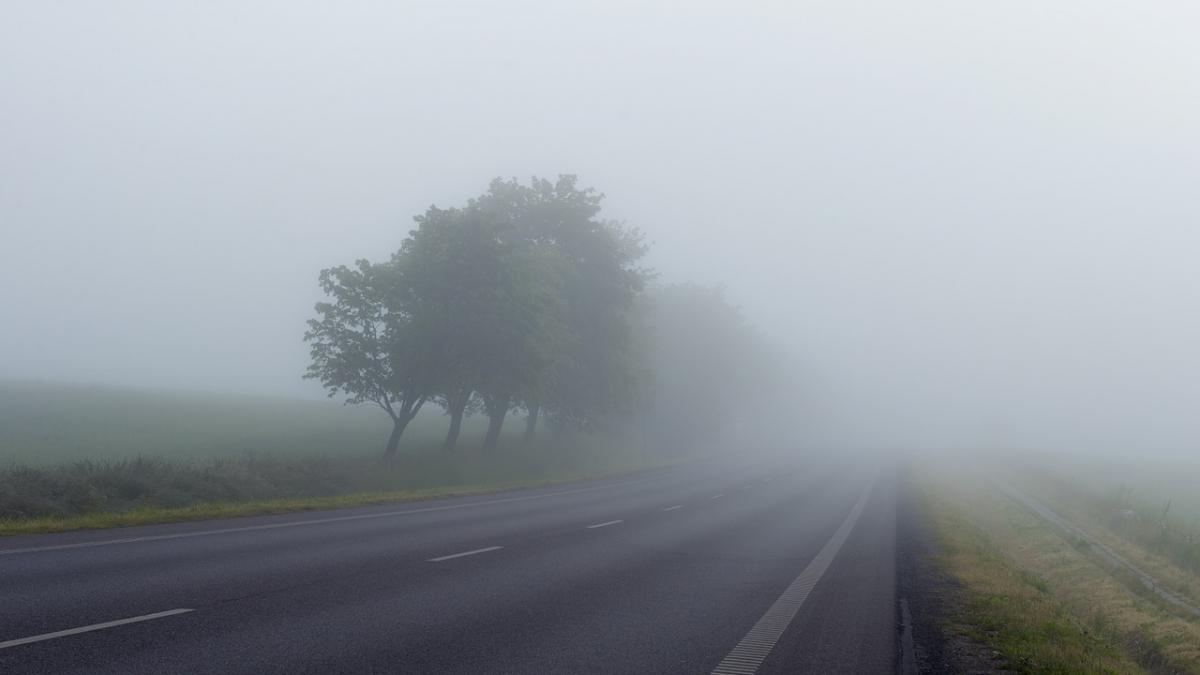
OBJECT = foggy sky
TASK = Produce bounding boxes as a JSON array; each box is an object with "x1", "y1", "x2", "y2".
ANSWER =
[{"x1": 3, "y1": 2, "x2": 1199, "y2": 456}]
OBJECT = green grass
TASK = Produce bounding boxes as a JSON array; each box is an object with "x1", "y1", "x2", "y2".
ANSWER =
[
  {"x1": 0, "y1": 459, "x2": 676, "y2": 537},
  {"x1": 0, "y1": 379, "x2": 681, "y2": 536},
  {"x1": 0, "y1": 379, "x2": 464, "y2": 464},
  {"x1": 918, "y1": 458, "x2": 1200, "y2": 674},
  {"x1": 1010, "y1": 460, "x2": 1200, "y2": 581},
  {"x1": 924, "y1": 486, "x2": 1144, "y2": 674}
]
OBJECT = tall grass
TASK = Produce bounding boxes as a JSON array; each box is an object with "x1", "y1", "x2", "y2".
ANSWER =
[
  {"x1": 1090, "y1": 486, "x2": 1200, "y2": 576},
  {"x1": 1011, "y1": 456, "x2": 1200, "y2": 578}
]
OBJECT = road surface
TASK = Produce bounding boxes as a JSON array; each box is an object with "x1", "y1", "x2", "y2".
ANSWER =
[{"x1": 0, "y1": 456, "x2": 898, "y2": 674}]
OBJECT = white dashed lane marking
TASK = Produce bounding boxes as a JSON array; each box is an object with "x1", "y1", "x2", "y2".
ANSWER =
[
  {"x1": 428, "y1": 546, "x2": 503, "y2": 562},
  {"x1": 586, "y1": 520, "x2": 623, "y2": 529}
]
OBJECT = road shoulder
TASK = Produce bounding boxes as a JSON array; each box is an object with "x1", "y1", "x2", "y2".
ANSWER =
[{"x1": 897, "y1": 472, "x2": 1012, "y2": 674}]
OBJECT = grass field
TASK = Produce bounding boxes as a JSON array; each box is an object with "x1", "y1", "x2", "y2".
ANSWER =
[
  {"x1": 917, "y1": 455, "x2": 1200, "y2": 674},
  {"x1": 0, "y1": 379, "x2": 503, "y2": 464},
  {"x1": 0, "y1": 380, "x2": 670, "y2": 534}
]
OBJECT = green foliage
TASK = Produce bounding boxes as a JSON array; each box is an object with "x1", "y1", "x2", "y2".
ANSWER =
[
  {"x1": 305, "y1": 175, "x2": 654, "y2": 455},
  {"x1": 469, "y1": 176, "x2": 651, "y2": 433},
  {"x1": 304, "y1": 258, "x2": 435, "y2": 456},
  {"x1": 404, "y1": 202, "x2": 572, "y2": 429}
]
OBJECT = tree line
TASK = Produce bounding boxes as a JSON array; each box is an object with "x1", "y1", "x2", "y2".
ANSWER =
[{"x1": 305, "y1": 176, "x2": 776, "y2": 459}]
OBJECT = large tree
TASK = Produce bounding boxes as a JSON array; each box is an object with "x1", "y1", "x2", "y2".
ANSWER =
[
  {"x1": 304, "y1": 259, "x2": 435, "y2": 460},
  {"x1": 471, "y1": 176, "x2": 650, "y2": 437},
  {"x1": 397, "y1": 206, "x2": 481, "y2": 452},
  {"x1": 306, "y1": 175, "x2": 649, "y2": 456},
  {"x1": 402, "y1": 203, "x2": 570, "y2": 451}
]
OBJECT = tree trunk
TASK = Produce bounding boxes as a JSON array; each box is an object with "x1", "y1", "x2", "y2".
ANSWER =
[
  {"x1": 523, "y1": 403, "x2": 540, "y2": 443},
  {"x1": 443, "y1": 397, "x2": 467, "y2": 452},
  {"x1": 482, "y1": 396, "x2": 508, "y2": 451},
  {"x1": 382, "y1": 416, "x2": 409, "y2": 461}
]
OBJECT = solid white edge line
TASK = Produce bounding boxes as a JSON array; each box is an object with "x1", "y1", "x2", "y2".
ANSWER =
[
  {"x1": 427, "y1": 545, "x2": 503, "y2": 562},
  {"x1": 586, "y1": 520, "x2": 623, "y2": 529},
  {"x1": 0, "y1": 608, "x2": 194, "y2": 650},
  {"x1": 0, "y1": 476, "x2": 662, "y2": 556},
  {"x1": 710, "y1": 473, "x2": 879, "y2": 675},
  {"x1": 663, "y1": 505, "x2": 684, "y2": 511}
]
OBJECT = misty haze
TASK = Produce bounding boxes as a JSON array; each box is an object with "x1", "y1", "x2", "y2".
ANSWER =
[{"x1": 2, "y1": 2, "x2": 1198, "y2": 674}]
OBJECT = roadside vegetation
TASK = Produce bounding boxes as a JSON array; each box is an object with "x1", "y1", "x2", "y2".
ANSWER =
[
  {"x1": 303, "y1": 175, "x2": 777, "y2": 458},
  {"x1": 1013, "y1": 457, "x2": 1200, "y2": 581},
  {"x1": 917, "y1": 458, "x2": 1200, "y2": 674},
  {"x1": 0, "y1": 176, "x2": 779, "y2": 534},
  {"x1": 0, "y1": 379, "x2": 688, "y2": 534},
  {"x1": 0, "y1": 436, "x2": 674, "y2": 536}
]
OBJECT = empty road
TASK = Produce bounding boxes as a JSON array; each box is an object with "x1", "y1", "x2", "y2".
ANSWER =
[{"x1": 0, "y1": 456, "x2": 898, "y2": 674}]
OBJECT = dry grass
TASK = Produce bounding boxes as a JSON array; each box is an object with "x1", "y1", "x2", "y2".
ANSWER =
[
  {"x1": 1018, "y1": 472, "x2": 1200, "y2": 609},
  {"x1": 921, "y1": 464, "x2": 1200, "y2": 674}
]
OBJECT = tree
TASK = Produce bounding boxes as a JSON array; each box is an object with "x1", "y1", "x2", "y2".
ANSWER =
[
  {"x1": 471, "y1": 176, "x2": 651, "y2": 436},
  {"x1": 402, "y1": 202, "x2": 571, "y2": 451},
  {"x1": 437, "y1": 387, "x2": 477, "y2": 452},
  {"x1": 471, "y1": 239, "x2": 571, "y2": 450},
  {"x1": 304, "y1": 259, "x2": 434, "y2": 460},
  {"x1": 307, "y1": 175, "x2": 651, "y2": 456},
  {"x1": 636, "y1": 283, "x2": 779, "y2": 449},
  {"x1": 398, "y1": 206, "x2": 484, "y2": 452}
]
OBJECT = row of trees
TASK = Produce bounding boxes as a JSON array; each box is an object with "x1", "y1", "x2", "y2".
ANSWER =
[
  {"x1": 634, "y1": 283, "x2": 781, "y2": 448},
  {"x1": 305, "y1": 176, "x2": 650, "y2": 457},
  {"x1": 305, "y1": 176, "x2": 779, "y2": 459}
]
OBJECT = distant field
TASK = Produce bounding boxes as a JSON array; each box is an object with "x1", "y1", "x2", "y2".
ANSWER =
[
  {"x1": 1021, "y1": 451, "x2": 1200, "y2": 521},
  {"x1": 0, "y1": 380, "x2": 487, "y2": 464}
]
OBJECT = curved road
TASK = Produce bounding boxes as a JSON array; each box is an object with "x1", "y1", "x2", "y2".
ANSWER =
[{"x1": 0, "y1": 456, "x2": 897, "y2": 674}]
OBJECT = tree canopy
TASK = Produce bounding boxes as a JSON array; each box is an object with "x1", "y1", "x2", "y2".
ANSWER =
[
  {"x1": 304, "y1": 260, "x2": 435, "y2": 459},
  {"x1": 305, "y1": 176, "x2": 776, "y2": 459}
]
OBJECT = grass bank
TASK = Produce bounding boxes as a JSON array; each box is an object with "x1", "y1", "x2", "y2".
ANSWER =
[
  {"x1": 0, "y1": 457, "x2": 677, "y2": 537},
  {"x1": 1016, "y1": 468, "x2": 1200, "y2": 585},
  {"x1": 917, "y1": 460, "x2": 1200, "y2": 674}
]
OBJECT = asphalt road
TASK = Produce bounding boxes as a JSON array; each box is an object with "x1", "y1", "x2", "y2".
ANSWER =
[{"x1": 0, "y1": 456, "x2": 898, "y2": 674}]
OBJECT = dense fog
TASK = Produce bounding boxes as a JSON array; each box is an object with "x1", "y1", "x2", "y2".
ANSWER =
[{"x1": 3, "y1": 2, "x2": 1198, "y2": 457}]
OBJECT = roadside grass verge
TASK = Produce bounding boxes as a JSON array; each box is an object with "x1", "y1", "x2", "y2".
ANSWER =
[
  {"x1": 1016, "y1": 470, "x2": 1200, "y2": 606},
  {"x1": 0, "y1": 438, "x2": 685, "y2": 536},
  {"x1": 0, "y1": 465, "x2": 667, "y2": 537},
  {"x1": 919, "y1": 464, "x2": 1200, "y2": 674}
]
